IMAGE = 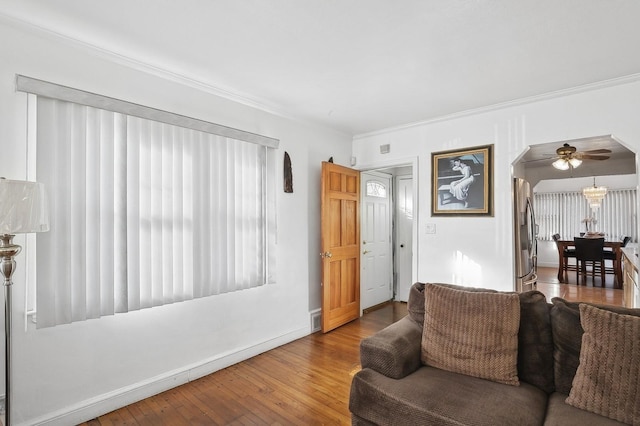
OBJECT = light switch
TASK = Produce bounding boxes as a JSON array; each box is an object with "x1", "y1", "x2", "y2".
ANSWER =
[{"x1": 425, "y1": 223, "x2": 436, "y2": 234}]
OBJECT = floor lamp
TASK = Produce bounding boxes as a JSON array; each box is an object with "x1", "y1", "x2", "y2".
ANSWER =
[{"x1": 0, "y1": 178, "x2": 49, "y2": 426}]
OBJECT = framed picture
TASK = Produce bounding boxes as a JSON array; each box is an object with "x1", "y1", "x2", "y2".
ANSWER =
[{"x1": 431, "y1": 144, "x2": 493, "y2": 216}]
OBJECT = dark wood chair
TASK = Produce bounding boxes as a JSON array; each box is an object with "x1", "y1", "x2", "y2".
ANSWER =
[
  {"x1": 603, "y1": 236, "x2": 631, "y2": 260},
  {"x1": 553, "y1": 233, "x2": 576, "y2": 280},
  {"x1": 603, "y1": 236, "x2": 631, "y2": 285},
  {"x1": 574, "y1": 237, "x2": 605, "y2": 286}
]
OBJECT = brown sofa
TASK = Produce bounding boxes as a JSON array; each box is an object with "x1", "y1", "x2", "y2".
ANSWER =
[{"x1": 349, "y1": 282, "x2": 640, "y2": 425}]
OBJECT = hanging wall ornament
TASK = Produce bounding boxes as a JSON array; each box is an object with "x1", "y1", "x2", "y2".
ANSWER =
[{"x1": 284, "y1": 151, "x2": 293, "y2": 193}]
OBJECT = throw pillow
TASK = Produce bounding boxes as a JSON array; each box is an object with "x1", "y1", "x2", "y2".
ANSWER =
[
  {"x1": 566, "y1": 304, "x2": 640, "y2": 425},
  {"x1": 409, "y1": 283, "x2": 554, "y2": 392},
  {"x1": 407, "y1": 282, "x2": 496, "y2": 325},
  {"x1": 550, "y1": 297, "x2": 640, "y2": 395},
  {"x1": 421, "y1": 284, "x2": 521, "y2": 386},
  {"x1": 517, "y1": 290, "x2": 555, "y2": 393}
]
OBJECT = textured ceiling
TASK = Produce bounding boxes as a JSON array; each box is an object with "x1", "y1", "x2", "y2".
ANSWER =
[
  {"x1": 519, "y1": 135, "x2": 635, "y2": 179},
  {"x1": 1, "y1": 0, "x2": 640, "y2": 135}
]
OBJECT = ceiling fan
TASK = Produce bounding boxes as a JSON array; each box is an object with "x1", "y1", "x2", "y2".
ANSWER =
[{"x1": 551, "y1": 143, "x2": 611, "y2": 170}]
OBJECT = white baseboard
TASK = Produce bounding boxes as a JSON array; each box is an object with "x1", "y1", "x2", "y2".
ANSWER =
[{"x1": 24, "y1": 326, "x2": 309, "y2": 426}]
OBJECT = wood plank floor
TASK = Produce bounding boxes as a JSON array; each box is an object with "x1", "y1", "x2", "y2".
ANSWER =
[
  {"x1": 81, "y1": 273, "x2": 623, "y2": 425},
  {"x1": 80, "y1": 303, "x2": 408, "y2": 426},
  {"x1": 535, "y1": 266, "x2": 624, "y2": 306}
]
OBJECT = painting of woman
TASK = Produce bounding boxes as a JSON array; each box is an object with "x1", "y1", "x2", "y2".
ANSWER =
[{"x1": 449, "y1": 157, "x2": 475, "y2": 207}]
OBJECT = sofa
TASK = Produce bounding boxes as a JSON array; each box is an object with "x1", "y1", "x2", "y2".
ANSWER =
[{"x1": 349, "y1": 282, "x2": 640, "y2": 425}]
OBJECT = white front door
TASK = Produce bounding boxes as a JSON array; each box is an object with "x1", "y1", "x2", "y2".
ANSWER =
[
  {"x1": 360, "y1": 171, "x2": 393, "y2": 310},
  {"x1": 395, "y1": 175, "x2": 414, "y2": 302}
]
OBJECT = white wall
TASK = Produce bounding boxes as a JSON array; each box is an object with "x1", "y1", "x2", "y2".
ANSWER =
[
  {"x1": 352, "y1": 77, "x2": 640, "y2": 291},
  {"x1": 0, "y1": 20, "x2": 351, "y2": 425}
]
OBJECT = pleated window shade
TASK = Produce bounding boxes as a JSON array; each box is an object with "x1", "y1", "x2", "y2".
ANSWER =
[
  {"x1": 34, "y1": 97, "x2": 276, "y2": 328},
  {"x1": 534, "y1": 189, "x2": 637, "y2": 243}
]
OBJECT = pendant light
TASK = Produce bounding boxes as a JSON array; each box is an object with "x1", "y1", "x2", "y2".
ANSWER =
[{"x1": 583, "y1": 177, "x2": 607, "y2": 209}]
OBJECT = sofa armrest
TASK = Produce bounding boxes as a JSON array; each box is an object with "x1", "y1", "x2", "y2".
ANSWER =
[{"x1": 359, "y1": 315, "x2": 423, "y2": 379}]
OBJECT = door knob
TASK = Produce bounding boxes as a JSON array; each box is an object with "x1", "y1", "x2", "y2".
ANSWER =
[
  {"x1": 363, "y1": 250, "x2": 371, "y2": 255},
  {"x1": 320, "y1": 252, "x2": 333, "y2": 258}
]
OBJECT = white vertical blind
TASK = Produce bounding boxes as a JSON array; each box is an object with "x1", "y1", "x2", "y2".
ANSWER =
[
  {"x1": 534, "y1": 189, "x2": 637, "y2": 242},
  {"x1": 35, "y1": 97, "x2": 275, "y2": 328}
]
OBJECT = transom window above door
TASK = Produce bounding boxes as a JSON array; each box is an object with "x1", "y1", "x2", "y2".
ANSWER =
[{"x1": 366, "y1": 181, "x2": 387, "y2": 198}]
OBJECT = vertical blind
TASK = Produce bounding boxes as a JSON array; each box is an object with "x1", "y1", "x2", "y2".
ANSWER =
[
  {"x1": 34, "y1": 97, "x2": 276, "y2": 328},
  {"x1": 534, "y1": 189, "x2": 637, "y2": 242}
]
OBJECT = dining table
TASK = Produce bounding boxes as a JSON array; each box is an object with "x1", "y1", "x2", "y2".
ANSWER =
[{"x1": 555, "y1": 238, "x2": 623, "y2": 288}]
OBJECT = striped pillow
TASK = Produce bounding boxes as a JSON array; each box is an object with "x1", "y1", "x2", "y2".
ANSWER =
[
  {"x1": 566, "y1": 304, "x2": 640, "y2": 424},
  {"x1": 421, "y1": 284, "x2": 520, "y2": 386}
]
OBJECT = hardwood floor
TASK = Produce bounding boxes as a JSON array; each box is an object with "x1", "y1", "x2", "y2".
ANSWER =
[
  {"x1": 80, "y1": 303, "x2": 407, "y2": 426},
  {"x1": 535, "y1": 265, "x2": 624, "y2": 306},
  {"x1": 81, "y1": 274, "x2": 623, "y2": 425}
]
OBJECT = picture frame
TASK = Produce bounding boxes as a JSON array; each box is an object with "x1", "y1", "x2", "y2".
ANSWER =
[{"x1": 431, "y1": 144, "x2": 493, "y2": 216}]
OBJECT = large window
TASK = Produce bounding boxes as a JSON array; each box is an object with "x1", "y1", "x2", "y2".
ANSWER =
[
  {"x1": 534, "y1": 189, "x2": 637, "y2": 243},
  {"x1": 20, "y1": 77, "x2": 278, "y2": 328}
]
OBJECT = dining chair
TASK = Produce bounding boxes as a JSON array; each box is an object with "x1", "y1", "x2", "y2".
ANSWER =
[
  {"x1": 603, "y1": 236, "x2": 631, "y2": 284},
  {"x1": 574, "y1": 237, "x2": 605, "y2": 286},
  {"x1": 553, "y1": 233, "x2": 576, "y2": 280}
]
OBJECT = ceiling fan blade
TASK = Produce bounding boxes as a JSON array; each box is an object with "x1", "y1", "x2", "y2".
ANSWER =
[
  {"x1": 580, "y1": 154, "x2": 610, "y2": 160},
  {"x1": 521, "y1": 156, "x2": 557, "y2": 163},
  {"x1": 581, "y1": 149, "x2": 612, "y2": 154}
]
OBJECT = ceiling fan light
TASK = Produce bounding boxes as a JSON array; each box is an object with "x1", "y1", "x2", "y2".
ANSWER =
[
  {"x1": 552, "y1": 158, "x2": 570, "y2": 170},
  {"x1": 568, "y1": 158, "x2": 582, "y2": 168}
]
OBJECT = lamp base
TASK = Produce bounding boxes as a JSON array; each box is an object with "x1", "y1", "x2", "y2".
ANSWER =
[{"x1": 1, "y1": 234, "x2": 21, "y2": 426}]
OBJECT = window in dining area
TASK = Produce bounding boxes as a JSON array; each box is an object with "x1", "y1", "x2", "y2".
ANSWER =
[{"x1": 534, "y1": 189, "x2": 637, "y2": 243}]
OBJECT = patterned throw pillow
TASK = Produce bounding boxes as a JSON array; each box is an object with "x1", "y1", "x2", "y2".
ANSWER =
[
  {"x1": 550, "y1": 297, "x2": 640, "y2": 395},
  {"x1": 407, "y1": 282, "x2": 496, "y2": 325},
  {"x1": 566, "y1": 304, "x2": 640, "y2": 425},
  {"x1": 421, "y1": 284, "x2": 521, "y2": 386}
]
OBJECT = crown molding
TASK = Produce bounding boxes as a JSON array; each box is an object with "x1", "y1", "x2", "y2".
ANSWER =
[
  {"x1": 0, "y1": 12, "x2": 300, "y2": 123},
  {"x1": 354, "y1": 73, "x2": 640, "y2": 141},
  {"x1": 4, "y1": 12, "x2": 640, "y2": 142}
]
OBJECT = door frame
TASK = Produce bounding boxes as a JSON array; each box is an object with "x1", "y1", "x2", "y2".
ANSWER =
[{"x1": 355, "y1": 156, "x2": 419, "y2": 301}]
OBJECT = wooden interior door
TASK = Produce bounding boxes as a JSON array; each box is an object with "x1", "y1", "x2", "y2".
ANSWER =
[{"x1": 321, "y1": 161, "x2": 360, "y2": 333}]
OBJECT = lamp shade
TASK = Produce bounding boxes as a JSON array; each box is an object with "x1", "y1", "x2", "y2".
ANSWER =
[
  {"x1": 552, "y1": 157, "x2": 581, "y2": 170},
  {"x1": 568, "y1": 158, "x2": 582, "y2": 168},
  {"x1": 0, "y1": 178, "x2": 49, "y2": 234},
  {"x1": 552, "y1": 158, "x2": 570, "y2": 170}
]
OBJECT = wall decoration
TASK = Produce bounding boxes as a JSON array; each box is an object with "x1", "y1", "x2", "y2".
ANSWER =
[
  {"x1": 284, "y1": 151, "x2": 293, "y2": 193},
  {"x1": 431, "y1": 144, "x2": 493, "y2": 216}
]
